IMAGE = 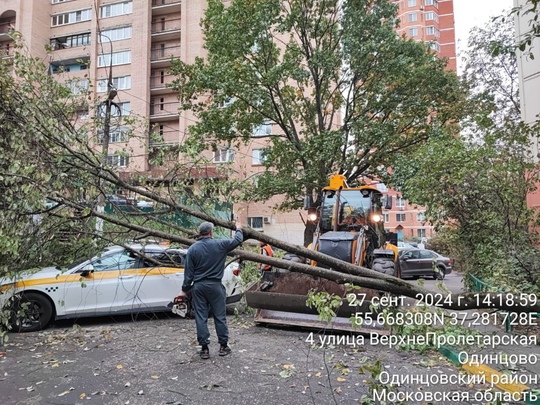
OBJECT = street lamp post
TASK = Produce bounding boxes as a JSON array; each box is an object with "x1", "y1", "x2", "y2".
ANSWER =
[{"x1": 96, "y1": 33, "x2": 118, "y2": 235}]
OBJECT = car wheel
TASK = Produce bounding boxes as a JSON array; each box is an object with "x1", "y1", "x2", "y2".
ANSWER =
[
  {"x1": 372, "y1": 257, "x2": 397, "y2": 277},
  {"x1": 433, "y1": 267, "x2": 445, "y2": 280},
  {"x1": 10, "y1": 292, "x2": 54, "y2": 332}
]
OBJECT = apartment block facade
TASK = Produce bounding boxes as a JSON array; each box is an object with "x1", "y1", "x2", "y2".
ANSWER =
[
  {"x1": 514, "y1": 0, "x2": 540, "y2": 213},
  {"x1": 1, "y1": 0, "x2": 455, "y2": 244}
]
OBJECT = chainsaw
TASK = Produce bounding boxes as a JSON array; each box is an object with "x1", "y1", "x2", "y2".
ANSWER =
[{"x1": 171, "y1": 295, "x2": 190, "y2": 318}]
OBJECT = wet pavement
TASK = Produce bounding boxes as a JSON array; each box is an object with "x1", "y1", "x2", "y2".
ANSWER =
[{"x1": 1, "y1": 272, "x2": 539, "y2": 405}]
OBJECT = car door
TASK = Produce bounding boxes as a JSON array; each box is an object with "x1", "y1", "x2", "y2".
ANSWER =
[
  {"x1": 399, "y1": 249, "x2": 422, "y2": 278},
  {"x1": 62, "y1": 250, "x2": 139, "y2": 316},
  {"x1": 130, "y1": 250, "x2": 185, "y2": 312},
  {"x1": 418, "y1": 250, "x2": 438, "y2": 276}
]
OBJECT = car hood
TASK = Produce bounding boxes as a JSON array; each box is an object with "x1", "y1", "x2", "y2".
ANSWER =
[{"x1": 1, "y1": 266, "x2": 63, "y2": 285}]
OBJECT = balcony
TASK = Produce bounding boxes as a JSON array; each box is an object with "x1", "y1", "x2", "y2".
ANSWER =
[
  {"x1": 150, "y1": 73, "x2": 177, "y2": 94},
  {"x1": 150, "y1": 126, "x2": 179, "y2": 146},
  {"x1": 50, "y1": 55, "x2": 91, "y2": 74},
  {"x1": 150, "y1": 100, "x2": 180, "y2": 121},
  {"x1": 151, "y1": 17, "x2": 181, "y2": 41},
  {"x1": 0, "y1": 46, "x2": 13, "y2": 60},
  {"x1": 0, "y1": 20, "x2": 15, "y2": 44},
  {"x1": 151, "y1": 0, "x2": 181, "y2": 17},
  {"x1": 150, "y1": 45, "x2": 181, "y2": 68}
]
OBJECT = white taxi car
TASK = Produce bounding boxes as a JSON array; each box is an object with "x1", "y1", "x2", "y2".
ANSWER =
[{"x1": 0, "y1": 244, "x2": 243, "y2": 332}]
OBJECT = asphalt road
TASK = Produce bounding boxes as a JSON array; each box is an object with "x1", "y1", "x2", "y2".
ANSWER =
[{"x1": 2, "y1": 272, "x2": 538, "y2": 405}]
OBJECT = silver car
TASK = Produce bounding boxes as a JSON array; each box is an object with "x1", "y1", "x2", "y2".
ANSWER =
[{"x1": 398, "y1": 248, "x2": 453, "y2": 280}]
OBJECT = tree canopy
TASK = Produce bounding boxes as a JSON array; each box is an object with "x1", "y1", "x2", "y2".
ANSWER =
[
  {"x1": 391, "y1": 13, "x2": 540, "y2": 291},
  {"x1": 171, "y1": 0, "x2": 466, "y2": 223}
]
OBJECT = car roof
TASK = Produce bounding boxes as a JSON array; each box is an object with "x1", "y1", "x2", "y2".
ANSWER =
[{"x1": 104, "y1": 244, "x2": 187, "y2": 254}]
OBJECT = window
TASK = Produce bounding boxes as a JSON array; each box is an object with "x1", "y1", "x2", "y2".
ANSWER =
[
  {"x1": 253, "y1": 121, "x2": 271, "y2": 137},
  {"x1": 252, "y1": 149, "x2": 267, "y2": 165},
  {"x1": 248, "y1": 217, "x2": 263, "y2": 229},
  {"x1": 52, "y1": 0, "x2": 74, "y2": 3},
  {"x1": 97, "y1": 76, "x2": 131, "y2": 92},
  {"x1": 425, "y1": 0, "x2": 438, "y2": 7},
  {"x1": 409, "y1": 27, "x2": 418, "y2": 37},
  {"x1": 375, "y1": 183, "x2": 388, "y2": 192},
  {"x1": 426, "y1": 11, "x2": 438, "y2": 22},
  {"x1": 417, "y1": 211, "x2": 425, "y2": 222},
  {"x1": 430, "y1": 42, "x2": 441, "y2": 52},
  {"x1": 117, "y1": 102, "x2": 131, "y2": 116},
  {"x1": 77, "y1": 110, "x2": 89, "y2": 120},
  {"x1": 98, "y1": 51, "x2": 131, "y2": 67},
  {"x1": 396, "y1": 197, "x2": 405, "y2": 208},
  {"x1": 219, "y1": 96, "x2": 236, "y2": 108},
  {"x1": 417, "y1": 229, "x2": 427, "y2": 238},
  {"x1": 396, "y1": 213, "x2": 406, "y2": 222},
  {"x1": 51, "y1": 9, "x2": 91, "y2": 26},
  {"x1": 100, "y1": 1, "x2": 133, "y2": 18},
  {"x1": 107, "y1": 154, "x2": 129, "y2": 167},
  {"x1": 51, "y1": 33, "x2": 91, "y2": 49},
  {"x1": 407, "y1": 0, "x2": 416, "y2": 6},
  {"x1": 65, "y1": 79, "x2": 89, "y2": 95},
  {"x1": 110, "y1": 130, "x2": 127, "y2": 143},
  {"x1": 213, "y1": 149, "x2": 234, "y2": 163},
  {"x1": 99, "y1": 26, "x2": 132, "y2": 42},
  {"x1": 97, "y1": 129, "x2": 128, "y2": 143},
  {"x1": 91, "y1": 251, "x2": 136, "y2": 271},
  {"x1": 383, "y1": 213, "x2": 389, "y2": 223},
  {"x1": 426, "y1": 26, "x2": 440, "y2": 37},
  {"x1": 98, "y1": 102, "x2": 130, "y2": 118},
  {"x1": 408, "y1": 13, "x2": 417, "y2": 22}
]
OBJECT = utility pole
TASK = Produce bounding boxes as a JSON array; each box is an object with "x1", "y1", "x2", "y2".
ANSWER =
[{"x1": 96, "y1": 33, "x2": 118, "y2": 235}]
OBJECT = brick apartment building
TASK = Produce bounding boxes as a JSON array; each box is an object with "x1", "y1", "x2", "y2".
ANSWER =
[{"x1": 0, "y1": 0, "x2": 456, "y2": 245}]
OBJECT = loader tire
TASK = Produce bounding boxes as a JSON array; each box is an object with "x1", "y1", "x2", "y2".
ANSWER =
[{"x1": 372, "y1": 257, "x2": 397, "y2": 277}]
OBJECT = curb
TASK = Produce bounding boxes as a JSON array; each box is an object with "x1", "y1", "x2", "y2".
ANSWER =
[{"x1": 439, "y1": 346, "x2": 539, "y2": 405}]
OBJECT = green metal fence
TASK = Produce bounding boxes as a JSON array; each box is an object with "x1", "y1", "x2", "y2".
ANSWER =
[{"x1": 467, "y1": 274, "x2": 539, "y2": 333}]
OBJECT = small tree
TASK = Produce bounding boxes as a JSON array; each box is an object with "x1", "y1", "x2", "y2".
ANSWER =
[{"x1": 391, "y1": 14, "x2": 540, "y2": 291}]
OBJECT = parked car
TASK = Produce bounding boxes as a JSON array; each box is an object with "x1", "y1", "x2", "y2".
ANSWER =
[
  {"x1": 0, "y1": 244, "x2": 243, "y2": 332},
  {"x1": 105, "y1": 195, "x2": 136, "y2": 212},
  {"x1": 398, "y1": 248, "x2": 452, "y2": 280},
  {"x1": 136, "y1": 199, "x2": 155, "y2": 209},
  {"x1": 397, "y1": 241, "x2": 415, "y2": 249}
]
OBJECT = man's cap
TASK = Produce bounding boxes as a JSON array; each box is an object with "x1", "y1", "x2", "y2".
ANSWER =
[{"x1": 198, "y1": 221, "x2": 214, "y2": 235}]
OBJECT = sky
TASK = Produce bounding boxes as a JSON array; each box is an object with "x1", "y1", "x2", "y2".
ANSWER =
[{"x1": 453, "y1": 0, "x2": 514, "y2": 73}]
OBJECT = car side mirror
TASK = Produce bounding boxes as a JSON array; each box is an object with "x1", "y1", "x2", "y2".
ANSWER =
[{"x1": 80, "y1": 264, "x2": 95, "y2": 277}]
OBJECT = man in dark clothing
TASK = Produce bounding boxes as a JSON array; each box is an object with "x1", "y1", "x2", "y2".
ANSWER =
[{"x1": 178, "y1": 221, "x2": 243, "y2": 359}]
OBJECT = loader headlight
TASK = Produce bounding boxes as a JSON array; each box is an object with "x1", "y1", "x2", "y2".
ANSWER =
[
  {"x1": 372, "y1": 214, "x2": 382, "y2": 222},
  {"x1": 307, "y1": 207, "x2": 319, "y2": 223}
]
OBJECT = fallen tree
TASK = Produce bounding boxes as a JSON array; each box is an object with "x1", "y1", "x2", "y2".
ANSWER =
[{"x1": 1, "y1": 39, "x2": 539, "y2": 318}]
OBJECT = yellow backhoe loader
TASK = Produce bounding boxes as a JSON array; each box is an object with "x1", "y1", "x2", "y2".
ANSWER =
[{"x1": 245, "y1": 174, "x2": 400, "y2": 333}]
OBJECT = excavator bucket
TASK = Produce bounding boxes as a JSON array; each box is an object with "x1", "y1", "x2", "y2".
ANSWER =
[{"x1": 244, "y1": 272, "x2": 389, "y2": 334}]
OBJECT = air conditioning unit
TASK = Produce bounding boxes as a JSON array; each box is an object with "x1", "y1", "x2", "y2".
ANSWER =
[
  {"x1": 399, "y1": 206, "x2": 405, "y2": 211},
  {"x1": 263, "y1": 216, "x2": 271, "y2": 224}
]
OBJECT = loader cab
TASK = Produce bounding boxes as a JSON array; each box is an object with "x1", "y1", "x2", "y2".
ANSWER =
[{"x1": 320, "y1": 187, "x2": 386, "y2": 235}]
